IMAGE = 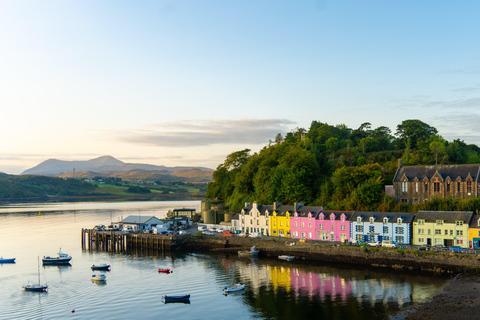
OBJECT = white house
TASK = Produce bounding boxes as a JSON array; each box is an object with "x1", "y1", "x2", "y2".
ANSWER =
[
  {"x1": 232, "y1": 202, "x2": 271, "y2": 236},
  {"x1": 119, "y1": 215, "x2": 163, "y2": 232}
]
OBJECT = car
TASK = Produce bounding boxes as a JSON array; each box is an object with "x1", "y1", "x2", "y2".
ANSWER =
[
  {"x1": 381, "y1": 240, "x2": 398, "y2": 249},
  {"x1": 222, "y1": 231, "x2": 234, "y2": 237},
  {"x1": 197, "y1": 226, "x2": 206, "y2": 231},
  {"x1": 202, "y1": 231, "x2": 214, "y2": 236},
  {"x1": 249, "y1": 233, "x2": 261, "y2": 238},
  {"x1": 418, "y1": 244, "x2": 431, "y2": 251},
  {"x1": 449, "y1": 246, "x2": 467, "y2": 253},
  {"x1": 366, "y1": 241, "x2": 380, "y2": 247}
]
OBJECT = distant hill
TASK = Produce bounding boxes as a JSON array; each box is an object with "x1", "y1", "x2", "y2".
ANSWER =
[{"x1": 22, "y1": 156, "x2": 213, "y2": 183}]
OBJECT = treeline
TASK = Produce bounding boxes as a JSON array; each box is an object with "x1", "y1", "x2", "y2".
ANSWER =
[
  {"x1": 0, "y1": 173, "x2": 97, "y2": 199},
  {"x1": 206, "y1": 119, "x2": 480, "y2": 212}
]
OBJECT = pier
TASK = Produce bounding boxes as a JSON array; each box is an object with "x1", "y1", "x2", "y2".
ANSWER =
[{"x1": 81, "y1": 229, "x2": 178, "y2": 253}]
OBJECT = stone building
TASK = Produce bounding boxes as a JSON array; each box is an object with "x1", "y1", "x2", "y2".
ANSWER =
[{"x1": 392, "y1": 161, "x2": 480, "y2": 204}]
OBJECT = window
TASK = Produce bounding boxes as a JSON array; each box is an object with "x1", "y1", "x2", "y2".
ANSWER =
[
  {"x1": 434, "y1": 182, "x2": 440, "y2": 192},
  {"x1": 435, "y1": 229, "x2": 441, "y2": 235},
  {"x1": 383, "y1": 217, "x2": 388, "y2": 223},
  {"x1": 395, "y1": 236, "x2": 404, "y2": 243},
  {"x1": 415, "y1": 182, "x2": 418, "y2": 193},
  {"x1": 383, "y1": 226, "x2": 388, "y2": 233},
  {"x1": 456, "y1": 221, "x2": 463, "y2": 226},
  {"x1": 309, "y1": 232, "x2": 312, "y2": 238},
  {"x1": 341, "y1": 216, "x2": 345, "y2": 222},
  {"x1": 397, "y1": 218, "x2": 402, "y2": 224},
  {"x1": 435, "y1": 239, "x2": 442, "y2": 244},
  {"x1": 273, "y1": 230, "x2": 276, "y2": 235},
  {"x1": 402, "y1": 181, "x2": 408, "y2": 192},
  {"x1": 301, "y1": 222, "x2": 304, "y2": 228},
  {"x1": 418, "y1": 229, "x2": 424, "y2": 234},
  {"x1": 450, "y1": 230, "x2": 453, "y2": 236},
  {"x1": 357, "y1": 217, "x2": 362, "y2": 222},
  {"x1": 384, "y1": 236, "x2": 390, "y2": 240},
  {"x1": 457, "y1": 181, "x2": 461, "y2": 192},
  {"x1": 273, "y1": 221, "x2": 276, "y2": 226},
  {"x1": 257, "y1": 220, "x2": 259, "y2": 225},
  {"x1": 356, "y1": 225, "x2": 363, "y2": 232},
  {"x1": 467, "y1": 180, "x2": 472, "y2": 193},
  {"x1": 331, "y1": 225, "x2": 334, "y2": 230},
  {"x1": 395, "y1": 227, "x2": 404, "y2": 234},
  {"x1": 301, "y1": 233, "x2": 305, "y2": 239},
  {"x1": 308, "y1": 222, "x2": 311, "y2": 228},
  {"x1": 280, "y1": 221, "x2": 282, "y2": 226},
  {"x1": 369, "y1": 217, "x2": 374, "y2": 223},
  {"x1": 424, "y1": 183, "x2": 428, "y2": 192},
  {"x1": 428, "y1": 229, "x2": 431, "y2": 235},
  {"x1": 418, "y1": 220, "x2": 424, "y2": 225},
  {"x1": 295, "y1": 222, "x2": 297, "y2": 227},
  {"x1": 457, "y1": 239, "x2": 464, "y2": 245},
  {"x1": 445, "y1": 230, "x2": 448, "y2": 235},
  {"x1": 418, "y1": 237, "x2": 425, "y2": 243},
  {"x1": 287, "y1": 222, "x2": 289, "y2": 227},
  {"x1": 341, "y1": 225, "x2": 346, "y2": 231},
  {"x1": 242, "y1": 219, "x2": 244, "y2": 224},
  {"x1": 369, "y1": 226, "x2": 374, "y2": 233},
  {"x1": 319, "y1": 224, "x2": 324, "y2": 230},
  {"x1": 356, "y1": 234, "x2": 363, "y2": 241},
  {"x1": 457, "y1": 230, "x2": 463, "y2": 236},
  {"x1": 436, "y1": 220, "x2": 443, "y2": 226},
  {"x1": 446, "y1": 182, "x2": 450, "y2": 192}
]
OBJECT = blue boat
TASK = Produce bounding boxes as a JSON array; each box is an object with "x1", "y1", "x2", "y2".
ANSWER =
[
  {"x1": 163, "y1": 294, "x2": 190, "y2": 303},
  {"x1": 0, "y1": 257, "x2": 16, "y2": 263},
  {"x1": 42, "y1": 248, "x2": 72, "y2": 265}
]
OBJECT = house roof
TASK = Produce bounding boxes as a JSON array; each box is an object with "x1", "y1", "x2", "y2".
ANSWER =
[
  {"x1": 469, "y1": 215, "x2": 480, "y2": 228},
  {"x1": 351, "y1": 211, "x2": 415, "y2": 223},
  {"x1": 393, "y1": 164, "x2": 480, "y2": 182},
  {"x1": 414, "y1": 211, "x2": 474, "y2": 224},
  {"x1": 319, "y1": 210, "x2": 355, "y2": 221},
  {"x1": 119, "y1": 215, "x2": 159, "y2": 224}
]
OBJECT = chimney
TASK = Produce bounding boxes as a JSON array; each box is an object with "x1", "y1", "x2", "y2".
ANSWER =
[
  {"x1": 294, "y1": 202, "x2": 304, "y2": 211},
  {"x1": 273, "y1": 202, "x2": 282, "y2": 210},
  {"x1": 253, "y1": 201, "x2": 258, "y2": 210},
  {"x1": 245, "y1": 202, "x2": 250, "y2": 208}
]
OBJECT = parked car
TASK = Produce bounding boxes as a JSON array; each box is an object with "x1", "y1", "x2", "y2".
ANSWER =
[
  {"x1": 249, "y1": 233, "x2": 261, "y2": 238},
  {"x1": 366, "y1": 241, "x2": 380, "y2": 247},
  {"x1": 197, "y1": 226, "x2": 206, "y2": 231},
  {"x1": 222, "y1": 231, "x2": 234, "y2": 237},
  {"x1": 202, "y1": 231, "x2": 214, "y2": 236},
  {"x1": 449, "y1": 246, "x2": 467, "y2": 253},
  {"x1": 381, "y1": 240, "x2": 398, "y2": 249}
]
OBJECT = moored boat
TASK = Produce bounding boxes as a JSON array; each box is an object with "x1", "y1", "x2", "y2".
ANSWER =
[
  {"x1": 23, "y1": 257, "x2": 48, "y2": 292},
  {"x1": 91, "y1": 264, "x2": 110, "y2": 271},
  {"x1": 224, "y1": 283, "x2": 245, "y2": 294},
  {"x1": 91, "y1": 274, "x2": 106, "y2": 282},
  {"x1": 238, "y1": 246, "x2": 259, "y2": 257},
  {"x1": 0, "y1": 257, "x2": 16, "y2": 263},
  {"x1": 163, "y1": 294, "x2": 190, "y2": 303},
  {"x1": 42, "y1": 248, "x2": 72, "y2": 265},
  {"x1": 158, "y1": 268, "x2": 172, "y2": 273},
  {"x1": 278, "y1": 255, "x2": 295, "y2": 261}
]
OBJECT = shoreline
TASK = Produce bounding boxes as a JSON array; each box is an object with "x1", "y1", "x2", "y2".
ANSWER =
[{"x1": 392, "y1": 273, "x2": 480, "y2": 320}]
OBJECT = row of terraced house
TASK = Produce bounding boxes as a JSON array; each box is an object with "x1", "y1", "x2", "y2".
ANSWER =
[{"x1": 231, "y1": 202, "x2": 480, "y2": 249}]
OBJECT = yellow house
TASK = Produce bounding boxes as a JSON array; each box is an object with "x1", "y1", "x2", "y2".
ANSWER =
[
  {"x1": 412, "y1": 211, "x2": 473, "y2": 248},
  {"x1": 269, "y1": 204, "x2": 293, "y2": 238},
  {"x1": 468, "y1": 215, "x2": 480, "y2": 249}
]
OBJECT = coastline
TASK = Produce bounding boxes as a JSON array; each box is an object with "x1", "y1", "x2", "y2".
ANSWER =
[{"x1": 392, "y1": 273, "x2": 480, "y2": 320}]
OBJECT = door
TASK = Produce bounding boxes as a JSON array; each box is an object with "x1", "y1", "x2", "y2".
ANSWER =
[{"x1": 427, "y1": 238, "x2": 432, "y2": 246}]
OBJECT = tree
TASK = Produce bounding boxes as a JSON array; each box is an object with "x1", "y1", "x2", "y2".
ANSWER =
[
  {"x1": 395, "y1": 120, "x2": 438, "y2": 149},
  {"x1": 429, "y1": 138, "x2": 446, "y2": 165},
  {"x1": 223, "y1": 149, "x2": 251, "y2": 171}
]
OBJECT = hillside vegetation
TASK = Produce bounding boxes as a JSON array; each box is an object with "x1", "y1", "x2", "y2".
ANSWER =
[{"x1": 206, "y1": 119, "x2": 480, "y2": 212}]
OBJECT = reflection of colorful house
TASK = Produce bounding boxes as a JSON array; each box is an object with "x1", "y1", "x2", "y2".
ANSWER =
[
  {"x1": 351, "y1": 211, "x2": 415, "y2": 244},
  {"x1": 290, "y1": 268, "x2": 351, "y2": 300},
  {"x1": 268, "y1": 265, "x2": 292, "y2": 292},
  {"x1": 269, "y1": 203, "x2": 293, "y2": 237},
  {"x1": 412, "y1": 211, "x2": 472, "y2": 248},
  {"x1": 469, "y1": 215, "x2": 480, "y2": 249},
  {"x1": 290, "y1": 205, "x2": 320, "y2": 240},
  {"x1": 316, "y1": 210, "x2": 354, "y2": 242}
]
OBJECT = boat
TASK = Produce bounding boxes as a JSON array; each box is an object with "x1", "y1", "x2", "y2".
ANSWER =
[
  {"x1": 278, "y1": 255, "x2": 295, "y2": 261},
  {"x1": 163, "y1": 294, "x2": 190, "y2": 303},
  {"x1": 42, "y1": 248, "x2": 72, "y2": 265},
  {"x1": 0, "y1": 257, "x2": 16, "y2": 263},
  {"x1": 91, "y1": 264, "x2": 110, "y2": 271},
  {"x1": 91, "y1": 274, "x2": 106, "y2": 282},
  {"x1": 23, "y1": 257, "x2": 48, "y2": 292},
  {"x1": 238, "y1": 245, "x2": 259, "y2": 257},
  {"x1": 224, "y1": 283, "x2": 245, "y2": 294},
  {"x1": 158, "y1": 268, "x2": 172, "y2": 274}
]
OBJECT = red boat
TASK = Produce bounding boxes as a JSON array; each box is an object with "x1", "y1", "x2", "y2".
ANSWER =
[{"x1": 158, "y1": 268, "x2": 172, "y2": 274}]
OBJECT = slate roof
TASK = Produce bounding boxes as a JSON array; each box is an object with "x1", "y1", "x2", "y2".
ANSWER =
[
  {"x1": 414, "y1": 211, "x2": 474, "y2": 224},
  {"x1": 469, "y1": 215, "x2": 480, "y2": 228},
  {"x1": 393, "y1": 164, "x2": 480, "y2": 182},
  {"x1": 319, "y1": 210, "x2": 355, "y2": 221},
  {"x1": 351, "y1": 211, "x2": 415, "y2": 223},
  {"x1": 232, "y1": 213, "x2": 240, "y2": 220}
]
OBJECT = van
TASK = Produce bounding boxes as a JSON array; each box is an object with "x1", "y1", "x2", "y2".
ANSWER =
[
  {"x1": 381, "y1": 240, "x2": 398, "y2": 249},
  {"x1": 222, "y1": 231, "x2": 234, "y2": 237}
]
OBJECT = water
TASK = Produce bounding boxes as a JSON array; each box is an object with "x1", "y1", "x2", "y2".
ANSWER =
[{"x1": 0, "y1": 201, "x2": 447, "y2": 320}]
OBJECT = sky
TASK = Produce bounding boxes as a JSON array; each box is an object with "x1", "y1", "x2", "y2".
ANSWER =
[{"x1": 1, "y1": 1, "x2": 480, "y2": 174}]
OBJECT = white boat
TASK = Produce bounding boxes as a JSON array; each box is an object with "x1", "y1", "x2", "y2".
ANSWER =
[
  {"x1": 42, "y1": 248, "x2": 72, "y2": 265},
  {"x1": 278, "y1": 255, "x2": 295, "y2": 261},
  {"x1": 23, "y1": 257, "x2": 48, "y2": 292},
  {"x1": 238, "y1": 246, "x2": 259, "y2": 257},
  {"x1": 224, "y1": 283, "x2": 245, "y2": 294},
  {"x1": 91, "y1": 274, "x2": 106, "y2": 282}
]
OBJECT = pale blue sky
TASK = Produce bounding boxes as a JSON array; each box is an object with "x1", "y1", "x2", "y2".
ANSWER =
[{"x1": 1, "y1": 0, "x2": 480, "y2": 174}]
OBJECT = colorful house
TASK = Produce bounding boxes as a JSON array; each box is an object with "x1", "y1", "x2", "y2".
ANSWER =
[
  {"x1": 232, "y1": 202, "x2": 271, "y2": 235},
  {"x1": 412, "y1": 211, "x2": 473, "y2": 248},
  {"x1": 468, "y1": 215, "x2": 480, "y2": 249},
  {"x1": 269, "y1": 202, "x2": 293, "y2": 237},
  {"x1": 290, "y1": 205, "x2": 319, "y2": 240},
  {"x1": 350, "y1": 211, "x2": 415, "y2": 244},
  {"x1": 316, "y1": 210, "x2": 354, "y2": 243}
]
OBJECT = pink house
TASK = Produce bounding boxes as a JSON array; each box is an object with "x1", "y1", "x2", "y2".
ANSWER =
[
  {"x1": 290, "y1": 206, "x2": 323, "y2": 240},
  {"x1": 317, "y1": 211, "x2": 354, "y2": 243}
]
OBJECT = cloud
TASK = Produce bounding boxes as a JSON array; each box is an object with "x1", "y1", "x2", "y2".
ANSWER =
[
  {"x1": 423, "y1": 98, "x2": 480, "y2": 110},
  {"x1": 117, "y1": 119, "x2": 295, "y2": 147},
  {"x1": 432, "y1": 113, "x2": 480, "y2": 145}
]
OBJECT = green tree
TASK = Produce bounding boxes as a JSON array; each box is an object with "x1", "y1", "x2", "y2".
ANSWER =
[{"x1": 395, "y1": 119, "x2": 438, "y2": 149}]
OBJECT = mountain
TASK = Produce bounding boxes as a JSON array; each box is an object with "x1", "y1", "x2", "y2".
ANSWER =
[{"x1": 22, "y1": 156, "x2": 213, "y2": 182}]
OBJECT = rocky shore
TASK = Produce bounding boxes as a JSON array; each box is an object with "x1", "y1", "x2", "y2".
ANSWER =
[{"x1": 393, "y1": 273, "x2": 480, "y2": 320}]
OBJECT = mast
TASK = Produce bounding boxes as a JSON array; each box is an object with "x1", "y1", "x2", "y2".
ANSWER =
[{"x1": 37, "y1": 256, "x2": 40, "y2": 285}]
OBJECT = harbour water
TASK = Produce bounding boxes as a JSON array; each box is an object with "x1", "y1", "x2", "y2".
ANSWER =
[{"x1": 0, "y1": 201, "x2": 447, "y2": 319}]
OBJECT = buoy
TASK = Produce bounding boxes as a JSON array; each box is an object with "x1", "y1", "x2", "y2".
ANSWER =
[{"x1": 71, "y1": 309, "x2": 75, "y2": 313}]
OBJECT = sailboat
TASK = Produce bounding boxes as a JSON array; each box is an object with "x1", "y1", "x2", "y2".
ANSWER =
[{"x1": 23, "y1": 257, "x2": 48, "y2": 292}]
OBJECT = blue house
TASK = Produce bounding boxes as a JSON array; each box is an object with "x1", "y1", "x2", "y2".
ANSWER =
[{"x1": 350, "y1": 211, "x2": 415, "y2": 244}]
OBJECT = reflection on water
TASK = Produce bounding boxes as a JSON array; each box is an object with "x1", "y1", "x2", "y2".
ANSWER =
[{"x1": 0, "y1": 201, "x2": 447, "y2": 320}]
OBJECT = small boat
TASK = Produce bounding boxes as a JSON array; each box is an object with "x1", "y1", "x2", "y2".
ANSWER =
[
  {"x1": 42, "y1": 248, "x2": 72, "y2": 265},
  {"x1": 224, "y1": 283, "x2": 245, "y2": 294},
  {"x1": 91, "y1": 264, "x2": 111, "y2": 271},
  {"x1": 278, "y1": 255, "x2": 295, "y2": 261},
  {"x1": 0, "y1": 257, "x2": 16, "y2": 263},
  {"x1": 163, "y1": 294, "x2": 190, "y2": 303},
  {"x1": 91, "y1": 274, "x2": 106, "y2": 282},
  {"x1": 23, "y1": 257, "x2": 48, "y2": 292},
  {"x1": 158, "y1": 268, "x2": 172, "y2": 274},
  {"x1": 238, "y1": 246, "x2": 259, "y2": 257}
]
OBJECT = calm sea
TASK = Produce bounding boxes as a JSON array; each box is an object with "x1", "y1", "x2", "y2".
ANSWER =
[{"x1": 0, "y1": 201, "x2": 447, "y2": 320}]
